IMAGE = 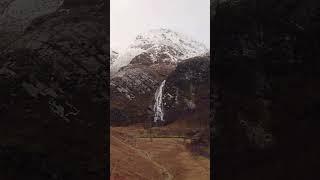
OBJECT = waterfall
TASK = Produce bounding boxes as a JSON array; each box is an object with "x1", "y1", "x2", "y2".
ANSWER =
[{"x1": 153, "y1": 80, "x2": 166, "y2": 122}]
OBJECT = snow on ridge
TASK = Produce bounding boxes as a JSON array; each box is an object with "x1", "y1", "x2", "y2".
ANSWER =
[
  {"x1": 110, "y1": 47, "x2": 145, "y2": 76},
  {"x1": 111, "y1": 28, "x2": 208, "y2": 76},
  {"x1": 132, "y1": 28, "x2": 208, "y2": 59}
]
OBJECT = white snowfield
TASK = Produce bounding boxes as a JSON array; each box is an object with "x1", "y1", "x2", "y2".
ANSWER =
[{"x1": 111, "y1": 28, "x2": 208, "y2": 76}]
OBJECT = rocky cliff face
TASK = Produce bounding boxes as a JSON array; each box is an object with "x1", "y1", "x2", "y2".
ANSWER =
[
  {"x1": 110, "y1": 60, "x2": 176, "y2": 125},
  {"x1": 0, "y1": 1, "x2": 106, "y2": 179},
  {"x1": 163, "y1": 55, "x2": 210, "y2": 127}
]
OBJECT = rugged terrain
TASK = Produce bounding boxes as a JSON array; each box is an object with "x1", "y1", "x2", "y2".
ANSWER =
[
  {"x1": 110, "y1": 28, "x2": 210, "y2": 179},
  {"x1": 110, "y1": 29, "x2": 209, "y2": 126},
  {"x1": 163, "y1": 55, "x2": 210, "y2": 126},
  {"x1": 0, "y1": 0, "x2": 107, "y2": 179}
]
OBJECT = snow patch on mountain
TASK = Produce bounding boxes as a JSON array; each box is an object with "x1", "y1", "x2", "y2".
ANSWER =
[
  {"x1": 111, "y1": 28, "x2": 208, "y2": 76},
  {"x1": 110, "y1": 47, "x2": 146, "y2": 75},
  {"x1": 133, "y1": 28, "x2": 208, "y2": 59}
]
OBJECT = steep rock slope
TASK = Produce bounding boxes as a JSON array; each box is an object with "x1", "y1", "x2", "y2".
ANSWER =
[
  {"x1": 0, "y1": 2, "x2": 107, "y2": 179},
  {"x1": 163, "y1": 55, "x2": 210, "y2": 127},
  {"x1": 110, "y1": 29, "x2": 208, "y2": 125},
  {"x1": 110, "y1": 63, "x2": 173, "y2": 125},
  {"x1": 160, "y1": 54, "x2": 211, "y2": 151}
]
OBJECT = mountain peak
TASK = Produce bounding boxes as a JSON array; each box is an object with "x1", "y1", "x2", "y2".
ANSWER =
[
  {"x1": 111, "y1": 28, "x2": 208, "y2": 75},
  {"x1": 132, "y1": 28, "x2": 207, "y2": 51}
]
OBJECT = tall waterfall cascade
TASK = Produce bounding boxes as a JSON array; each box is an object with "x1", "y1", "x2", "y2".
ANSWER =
[{"x1": 153, "y1": 80, "x2": 166, "y2": 122}]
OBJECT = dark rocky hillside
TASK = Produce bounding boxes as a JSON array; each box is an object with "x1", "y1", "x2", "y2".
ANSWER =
[
  {"x1": 213, "y1": 0, "x2": 320, "y2": 179},
  {"x1": 0, "y1": 1, "x2": 107, "y2": 179},
  {"x1": 110, "y1": 52, "x2": 210, "y2": 127},
  {"x1": 110, "y1": 56, "x2": 176, "y2": 125},
  {"x1": 110, "y1": 28, "x2": 209, "y2": 126},
  {"x1": 163, "y1": 55, "x2": 210, "y2": 127}
]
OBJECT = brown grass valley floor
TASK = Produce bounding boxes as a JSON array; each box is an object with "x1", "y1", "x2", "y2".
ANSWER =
[{"x1": 110, "y1": 126, "x2": 210, "y2": 180}]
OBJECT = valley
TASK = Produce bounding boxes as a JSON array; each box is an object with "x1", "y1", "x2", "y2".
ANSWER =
[
  {"x1": 110, "y1": 28, "x2": 210, "y2": 180},
  {"x1": 110, "y1": 126, "x2": 210, "y2": 180}
]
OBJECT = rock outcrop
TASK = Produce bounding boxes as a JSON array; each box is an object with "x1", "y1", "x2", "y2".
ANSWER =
[{"x1": 163, "y1": 55, "x2": 210, "y2": 127}]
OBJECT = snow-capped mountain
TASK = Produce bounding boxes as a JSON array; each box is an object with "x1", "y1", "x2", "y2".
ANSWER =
[
  {"x1": 110, "y1": 28, "x2": 208, "y2": 76},
  {"x1": 132, "y1": 28, "x2": 208, "y2": 59}
]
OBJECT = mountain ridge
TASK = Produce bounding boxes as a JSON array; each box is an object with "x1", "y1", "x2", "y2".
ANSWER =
[{"x1": 111, "y1": 28, "x2": 208, "y2": 76}]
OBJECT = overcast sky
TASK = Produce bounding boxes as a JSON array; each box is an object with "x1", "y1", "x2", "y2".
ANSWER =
[{"x1": 111, "y1": 0, "x2": 210, "y2": 51}]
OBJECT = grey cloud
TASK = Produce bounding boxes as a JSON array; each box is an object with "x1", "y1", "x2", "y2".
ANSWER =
[{"x1": 111, "y1": 0, "x2": 210, "y2": 50}]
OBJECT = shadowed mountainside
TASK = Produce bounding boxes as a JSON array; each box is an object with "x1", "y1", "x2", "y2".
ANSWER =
[
  {"x1": 0, "y1": 1, "x2": 107, "y2": 179},
  {"x1": 213, "y1": 0, "x2": 320, "y2": 179},
  {"x1": 163, "y1": 55, "x2": 210, "y2": 127}
]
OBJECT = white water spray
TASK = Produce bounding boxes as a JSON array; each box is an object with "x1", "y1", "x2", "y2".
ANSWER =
[{"x1": 153, "y1": 80, "x2": 166, "y2": 122}]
